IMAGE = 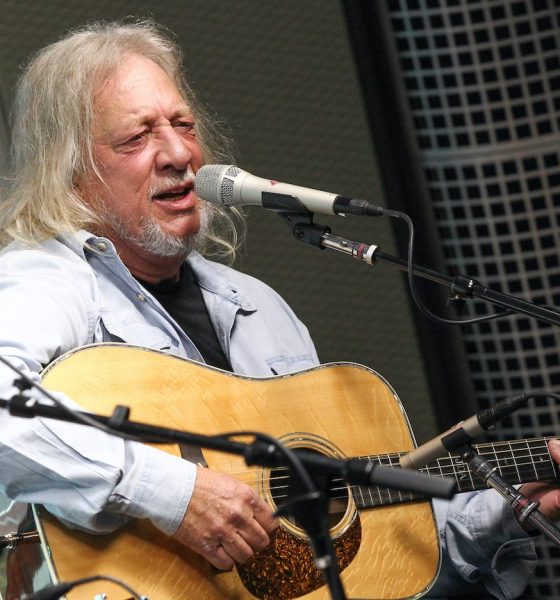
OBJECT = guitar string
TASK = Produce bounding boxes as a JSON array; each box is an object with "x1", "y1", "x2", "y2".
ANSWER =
[
  {"x1": 218, "y1": 437, "x2": 556, "y2": 483},
  {"x1": 229, "y1": 443, "x2": 554, "y2": 482},
  {"x1": 229, "y1": 446, "x2": 556, "y2": 505},
  {"x1": 265, "y1": 458, "x2": 553, "y2": 493},
  {"x1": 229, "y1": 443, "x2": 554, "y2": 483},
  {"x1": 263, "y1": 459, "x2": 555, "y2": 505}
]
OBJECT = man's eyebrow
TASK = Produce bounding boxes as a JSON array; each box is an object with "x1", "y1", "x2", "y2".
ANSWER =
[{"x1": 120, "y1": 107, "x2": 194, "y2": 127}]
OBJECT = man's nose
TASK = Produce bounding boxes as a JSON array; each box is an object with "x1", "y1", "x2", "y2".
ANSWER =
[{"x1": 155, "y1": 128, "x2": 192, "y2": 171}]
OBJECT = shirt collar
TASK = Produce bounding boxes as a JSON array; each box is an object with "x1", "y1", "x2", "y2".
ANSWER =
[
  {"x1": 58, "y1": 229, "x2": 113, "y2": 258},
  {"x1": 59, "y1": 231, "x2": 256, "y2": 312},
  {"x1": 187, "y1": 251, "x2": 256, "y2": 312}
]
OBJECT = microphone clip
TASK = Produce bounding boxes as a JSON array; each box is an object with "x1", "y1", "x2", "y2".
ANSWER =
[{"x1": 276, "y1": 209, "x2": 331, "y2": 250}]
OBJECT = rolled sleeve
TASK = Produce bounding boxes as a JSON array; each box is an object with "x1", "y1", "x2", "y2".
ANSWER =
[
  {"x1": 1, "y1": 406, "x2": 197, "y2": 536},
  {"x1": 107, "y1": 442, "x2": 197, "y2": 535}
]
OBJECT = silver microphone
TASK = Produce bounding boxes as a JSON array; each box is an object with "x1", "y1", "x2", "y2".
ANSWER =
[{"x1": 194, "y1": 164, "x2": 385, "y2": 217}]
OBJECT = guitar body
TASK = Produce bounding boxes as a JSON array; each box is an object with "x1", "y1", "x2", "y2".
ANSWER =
[{"x1": 38, "y1": 344, "x2": 439, "y2": 600}]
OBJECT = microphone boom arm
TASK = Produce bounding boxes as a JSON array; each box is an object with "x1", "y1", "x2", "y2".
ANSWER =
[{"x1": 283, "y1": 217, "x2": 560, "y2": 329}]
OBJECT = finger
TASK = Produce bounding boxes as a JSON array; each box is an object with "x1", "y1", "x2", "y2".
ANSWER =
[
  {"x1": 252, "y1": 496, "x2": 278, "y2": 532},
  {"x1": 236, "y1": 518, "x2": 272, "y2": 552},
  {"x1": 538, "y1": 488, "x2": 560, "y2": 519},
  {"x1": 201, "y1": 543, "x2": 235, "y2": 571},
  {"x1": 549, "y1": 438, "x2": 560, "y2": 462},
  {"x1": 220, "y1": 532, "x2": 255, "y2": 564}
]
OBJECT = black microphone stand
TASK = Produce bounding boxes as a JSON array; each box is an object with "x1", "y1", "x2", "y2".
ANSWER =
[
  {"x1": 0, "y1": 374, "x2": 455, "y2": 600},
  {"x1": 277, "y1": 210, "x2": 560, "y2": 327}
]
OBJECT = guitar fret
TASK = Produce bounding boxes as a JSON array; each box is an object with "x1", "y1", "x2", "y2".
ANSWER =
[
  {"x1": 512, "y1": 440, "x2": 523, "y2": 481},
  {"x1": 356, "y1": 475, "x2": 366, "y2": 508},
  {"x1": 380, "y1": 454, "x2": 396, "y2": 505},
  {"x1": 381, "y1": 453, "x2": 399, "y2": 506},
  {"x1": 390, "y1": 453, "x2": 404, "y2": 505},
  {"x1": 452, "y1": 456, "x2": 469, "y2": 493},
  {"x1": 527, "y1": 439, "x2": 539, "y2": 481},
  {"x1": 436, "y1": 458, "x2": 460, "y2": 482},
  {"x1": 529, "y1": 439, "x2": 557, "y2": 478},
  {"x1": 487, "y1": 445, "x2": 502, "y2": 478},
  {"x1": 350, "y1": 437, "x2": 557, "y2": 510},
  {"x1": 383, "y1": 454, "x2": 396, "y2": 503},
  {"x1": 441, "y1": 454, "x2": 475, "y2": 492},
  {"x1": 393, "y1": 454, "x2": 415, "y2": 505},
  {"x1": 432, "y1": 457, "x2": 455, "y2": 490},
  {"x1": 352, "y1": 454, "x2": 416, "y2": 508},
  {"x1": 467, "y1": 453, "x2": 477, "y2": 490},
  {"x1": 499, "y1": 440, "x2": 517, "y2": 482},
  {"x1": 370, "y1": 453, "x2": 382, "y2": 507},
  {"x1": 480, "y1": 439, "x2": 556, "y2": 482},
  {"x1": 371, "y1": 479, "x2": 379, "y2": 507},
  {"x1": 436, "y1": 456, "x2": 445, "y2": 481}
]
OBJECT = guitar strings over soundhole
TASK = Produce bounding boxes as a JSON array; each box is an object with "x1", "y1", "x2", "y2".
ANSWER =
[{"x1": 257, "y1": 432, "x2": 358, "y2": 541}]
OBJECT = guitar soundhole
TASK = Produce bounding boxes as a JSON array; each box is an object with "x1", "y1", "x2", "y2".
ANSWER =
[
  {"x1": 240, "y1": 434, "x2": 362, "y2": 599},
  {"x1": 257, "y1": 433, "x2": 357, "y2": 541},
  {"x1": 269, "y1": 463, "x2": 349, "y2": 531}
]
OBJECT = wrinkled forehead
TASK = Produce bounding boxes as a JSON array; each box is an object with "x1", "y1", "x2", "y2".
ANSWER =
[
  {"x1": 91, "y1": 54, "x2": 192, "y2": 135},
  {"x1": 94, "y1": 53, "x2": 184, "y2": 102}
]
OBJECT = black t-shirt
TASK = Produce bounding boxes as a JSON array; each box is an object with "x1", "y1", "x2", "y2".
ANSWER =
[{"x1": 136, "y1": 264, "x2": 233, "y2": 372}]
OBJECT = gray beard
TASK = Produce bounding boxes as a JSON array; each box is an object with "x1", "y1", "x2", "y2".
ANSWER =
[{"x1": 103, "y1": 201, "x2": 211, "y2": 259}]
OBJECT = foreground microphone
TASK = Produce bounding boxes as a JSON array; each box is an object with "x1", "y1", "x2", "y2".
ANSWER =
[
  {"x1": 400, "y1": 394, "x2": 529, "y2": 469},
  {"x1": 194, "y1": 164, "x2": 385, "y2": 217}
]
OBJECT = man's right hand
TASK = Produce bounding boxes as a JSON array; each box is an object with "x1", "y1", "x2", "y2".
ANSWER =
[{"x1": 173, "y1": 466, "x2": 277, "y2": 570}]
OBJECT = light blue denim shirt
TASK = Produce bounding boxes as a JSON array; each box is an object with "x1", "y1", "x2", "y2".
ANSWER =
[{"x1": 0, "y1": 231, "x2": 536, "y2": 598}]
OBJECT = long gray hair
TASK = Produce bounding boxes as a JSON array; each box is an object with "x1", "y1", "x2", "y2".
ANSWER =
[{"x1": 0, "y1": 20, "x2": 243, "y2": 259}]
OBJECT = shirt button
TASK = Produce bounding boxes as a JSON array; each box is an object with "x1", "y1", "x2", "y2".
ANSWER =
[
  {"x1": 96, "y1": 242, "x2": 107, "y2": 252},
  {"x1": 137, "y1": 293, "x2": 146, "y2": 302}
]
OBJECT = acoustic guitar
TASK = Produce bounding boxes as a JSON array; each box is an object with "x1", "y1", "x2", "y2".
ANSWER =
[{"x1": 28, "y1": 344, "x2": 557, "y2": 600}]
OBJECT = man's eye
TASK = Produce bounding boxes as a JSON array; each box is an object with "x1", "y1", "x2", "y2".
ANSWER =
[
  {"x1": 127, "y1": 132, "x2": 145, "y2": 143},
  {"x1": 177, "y1": 121, "x2": 195, "y2": 133}
]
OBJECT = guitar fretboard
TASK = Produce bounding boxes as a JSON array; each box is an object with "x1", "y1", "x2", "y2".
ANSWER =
[{"x1": 350, "y1": 436, "x2": 558, "y2": 509}]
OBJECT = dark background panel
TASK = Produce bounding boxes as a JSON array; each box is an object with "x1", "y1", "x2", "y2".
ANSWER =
[
  {"x1": 342, "y1": 1, "x2": 560, "y2": 597},
  {"x1": 0, "y1": 0, "x2": 439, "y2": 440}
]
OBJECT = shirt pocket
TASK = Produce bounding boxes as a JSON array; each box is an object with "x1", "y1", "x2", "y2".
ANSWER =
[
  {"x1": 265, "y1": 354, "x2": 317, "y2": 376},
  {"x1": 95, "y1": 312, "x2": 172, "y2": 350}
]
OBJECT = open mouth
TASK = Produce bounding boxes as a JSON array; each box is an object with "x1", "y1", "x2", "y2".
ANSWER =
[{"x1": 152, "y1": 182, "x2": 193, "y2": 201}]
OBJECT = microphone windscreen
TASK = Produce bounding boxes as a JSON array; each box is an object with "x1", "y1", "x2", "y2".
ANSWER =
[{"x1": 195, "y1": 164, "x2": 239, "y2": 206}]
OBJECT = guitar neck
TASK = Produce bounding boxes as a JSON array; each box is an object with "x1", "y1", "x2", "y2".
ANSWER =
[{"x1": 352, "y1": 436, "x2": 559, "y2": 509}]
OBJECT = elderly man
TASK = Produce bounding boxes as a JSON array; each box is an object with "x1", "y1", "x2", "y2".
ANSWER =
[{"x1": 0, "y1": 20, "x2": 558, "y2": 599}]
